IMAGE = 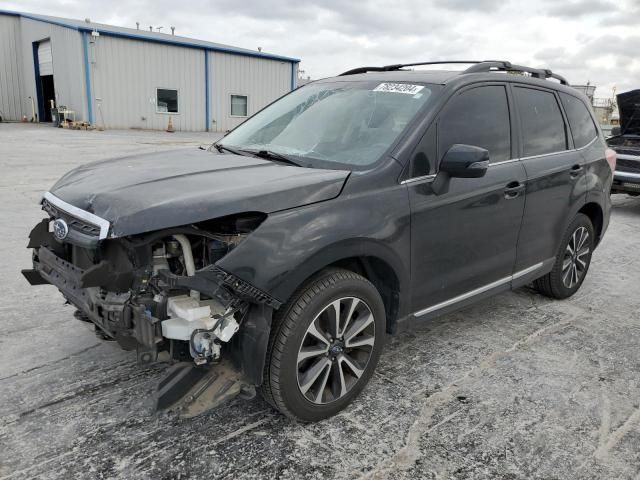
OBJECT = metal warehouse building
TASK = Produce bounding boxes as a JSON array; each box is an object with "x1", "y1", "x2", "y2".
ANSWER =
[{"x1": 0, "y1": 10, "x2": 300, "y2": 131}]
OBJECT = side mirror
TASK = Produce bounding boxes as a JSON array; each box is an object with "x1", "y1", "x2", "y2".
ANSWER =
[
  {"x1": 440, "y1": 144, "x2": 490, "y2": 178},
  {"x1": 610, "y1": 126, "x2": 621, "y2": 136}
]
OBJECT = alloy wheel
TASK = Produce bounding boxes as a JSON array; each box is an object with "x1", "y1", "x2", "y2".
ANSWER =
[
  {"x1": 296, "y1": 297, "x2": 376, "y2": 405},
  {"x1": 562, "y1": 226, "x2": 590, "y2": 288}
]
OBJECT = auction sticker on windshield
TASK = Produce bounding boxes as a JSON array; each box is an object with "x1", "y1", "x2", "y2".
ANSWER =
[{"x1": 373, "y1": 83, "x2": 425, "y2": 95}]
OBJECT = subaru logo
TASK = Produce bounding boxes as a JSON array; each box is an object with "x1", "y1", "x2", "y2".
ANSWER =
[{"x1": 53, "y1": 218, "x2": 69, "y2": 240}]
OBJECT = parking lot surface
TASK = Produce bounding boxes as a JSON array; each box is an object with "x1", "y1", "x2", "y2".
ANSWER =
[{"x1": 1, "y1": 123, "x2": 639, "y2": 479}]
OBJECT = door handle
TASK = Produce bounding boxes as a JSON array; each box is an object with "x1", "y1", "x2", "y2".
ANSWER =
[
  {"x1": 504, "y1": 181, "x2": 525, "y2": 199},
  {"x1": 569, "y1": 164, "x2": 583, "y2": 178}
]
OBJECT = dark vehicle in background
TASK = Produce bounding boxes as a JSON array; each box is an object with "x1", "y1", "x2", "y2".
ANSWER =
[
  {"x1": 608, "y1": 89, "x2": 640, "y2": 195},
  {"x1": 23, "y1": 61, "x2": 613, "y2": 422}
]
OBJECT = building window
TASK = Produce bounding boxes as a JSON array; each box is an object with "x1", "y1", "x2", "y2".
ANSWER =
[
  {"x1": 231, "y1": 95, "x2": 248, "y2": 117},
  {"x1": 157, "y1": 88, "x2": 179, "y2": 114}
]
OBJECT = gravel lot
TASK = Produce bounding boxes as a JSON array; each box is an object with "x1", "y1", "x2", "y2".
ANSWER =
[{"x1": 1, "y1": 123, "x2": 639, "y2": 480}]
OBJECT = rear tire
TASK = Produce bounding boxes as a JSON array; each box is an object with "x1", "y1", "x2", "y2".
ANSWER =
[
  {"x1": 534, "y1": 213, "x2": 594, "y2": 299},
  {"x1": 259, "y1": 268, "x2": 386, "y2": 421}
]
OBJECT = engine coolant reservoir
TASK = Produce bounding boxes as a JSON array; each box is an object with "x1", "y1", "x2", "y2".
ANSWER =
[{"x1": 161, "y1": 295, "x2": 226, "y2": 340}]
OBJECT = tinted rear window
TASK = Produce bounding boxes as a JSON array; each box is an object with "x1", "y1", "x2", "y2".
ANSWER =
[
  {"x1": 560, "y1": 93, "x2": 598, "y2": 148},
  {"x1": 514, "y1": 87, "x2": 567, "y2": 157}
]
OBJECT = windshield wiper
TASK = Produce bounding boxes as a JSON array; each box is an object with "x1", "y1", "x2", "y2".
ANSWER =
[
  {"x1": 216, "y1": 144, "x2": 304, "y2": 166},
  {"x1": 250, "y1": 149, "x2": 303, "y2": 167},
  {"x1": 214, "y1": 143, "x2": 245, "y2": 156}
]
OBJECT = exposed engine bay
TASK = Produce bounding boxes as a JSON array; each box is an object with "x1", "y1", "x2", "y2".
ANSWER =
[{"x1": 23, "y1": 199, "x2": 280, "y2": 415}]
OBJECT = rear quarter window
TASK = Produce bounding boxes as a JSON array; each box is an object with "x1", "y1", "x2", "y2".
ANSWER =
[
  {"x1": 560, "y1": 93, "x2": 598, "y2": 148},
  {"x1": 514, "y1": 87, "x2": 567, "y2": 157}
]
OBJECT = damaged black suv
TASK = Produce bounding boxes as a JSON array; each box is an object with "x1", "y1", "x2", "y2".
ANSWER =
[{"x1": 23, "y1": 61, "x2": 613, "y2": 421}]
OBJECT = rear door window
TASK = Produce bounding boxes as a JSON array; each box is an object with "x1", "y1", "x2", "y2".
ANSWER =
[
  {"x1": 560, "y1": 93, "x2": 598, "y2": 148},
  {"x1": 514, "y1": 87, "x2": 567, "y2": 157},
  {"x1": 438, "y1": 85, "x2": 511, "y2": 163}
]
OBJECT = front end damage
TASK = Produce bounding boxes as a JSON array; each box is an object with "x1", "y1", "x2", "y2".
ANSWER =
[{"x1": 22, "y1": 192, "x2": 280, "y2": 416}]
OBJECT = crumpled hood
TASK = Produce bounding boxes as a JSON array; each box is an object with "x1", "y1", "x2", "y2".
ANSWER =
[
  {"x1": 49, "y1": 148, "x2": 350, "y2": 237},
  {"x1": 617, "y1": 89, "x2": 640, "y2": 135}
]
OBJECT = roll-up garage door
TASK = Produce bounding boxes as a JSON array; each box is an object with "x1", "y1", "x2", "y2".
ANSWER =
[{"x1": 38, "y1": 40, "x2": 53, "y2": 76}]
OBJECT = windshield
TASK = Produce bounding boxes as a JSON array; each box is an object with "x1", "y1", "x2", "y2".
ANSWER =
[{"x1": 221, "y1": 80, "x2": 435, "y2": 169}]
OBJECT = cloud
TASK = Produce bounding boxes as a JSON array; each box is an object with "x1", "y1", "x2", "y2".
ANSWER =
[
  {"x1": 546, "y1": 0, "x2": 616, "y2": 18},
  {"x1": 0, "y1": 0, "x2": 637, "y2": 95},
  {"x1": 597, "y1": 0, "x2": 640, "y2": 26},
  {"x1": 434, "y1": 0, "x2": 505, "y2": 11}
]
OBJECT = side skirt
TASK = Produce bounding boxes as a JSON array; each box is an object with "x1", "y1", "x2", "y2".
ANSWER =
[{"x1": 397, "y1": 259, "x2": 555, "y2": 328}]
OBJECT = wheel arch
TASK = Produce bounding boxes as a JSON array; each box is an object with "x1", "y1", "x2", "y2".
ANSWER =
[
  {"x1": 274, "y1": 239, "x2": 409, "y2": 335},
  {"x1": 578, "y1": 202, "x2": 604, "y2": 246}
]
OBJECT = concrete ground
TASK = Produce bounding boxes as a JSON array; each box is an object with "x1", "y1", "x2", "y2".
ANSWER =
[{"x1": 0, "y1": 123, "x2": 639, "y2": 480}]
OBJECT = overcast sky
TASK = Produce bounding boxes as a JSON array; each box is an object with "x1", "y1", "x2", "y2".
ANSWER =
[{"x1": 2, "y1": 0, "x2": 638, "y2": 96}]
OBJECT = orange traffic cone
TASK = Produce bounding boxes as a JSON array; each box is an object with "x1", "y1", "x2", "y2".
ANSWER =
[{"x1": 166, "y1": 116, "x2": 175, "y2": 133}]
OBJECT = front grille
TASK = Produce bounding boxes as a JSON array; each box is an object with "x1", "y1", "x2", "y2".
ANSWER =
[
  {"x1": 616, "y1": 158, "x2": 640, "y2": 174},
  {"x1": 42, "y1": 198, "x2": 101, "y2": 237}
]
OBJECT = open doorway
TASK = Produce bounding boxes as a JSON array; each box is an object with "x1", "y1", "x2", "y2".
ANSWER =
[
  {"x1": 33, "y1": 39, "x2": 56, "y2": 122},
  {"x1": 40, "y1": 75, "x2": 55, "y2": 122}
]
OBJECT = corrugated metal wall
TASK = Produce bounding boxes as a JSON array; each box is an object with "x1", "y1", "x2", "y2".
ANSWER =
[
  {"x1": 18, "y1": 17, "x2": 86, "y2": 121},
  {"x1": 0, "y1": 15, "x2": 25, "y2": 120},
  {"x1": 208, "y1": 51, "x2": 292, "y2": 131},
  {"x1": 91, "y1": 36, "x2": 206, "y2": 131},
  {"x1": 1, "y1": 13, "x2": 297, "y2": 130}
]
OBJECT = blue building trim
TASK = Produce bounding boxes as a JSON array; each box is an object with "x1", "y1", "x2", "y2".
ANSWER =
[
  {"x1": 81, "y1": 31, "x2": 94, "y2": 124},
  {"x1": 87, "y1": 29, "x2": 300, "y2": 63},
  {"x1": 204, "y1": 50, "x2": 210, "y2": 132},
  {"x1": 0, "y1": 9, "x2": 300, "y2": 63},
  {"x1": 290, "y1": 62, "x2": 297, "y2": 91},
  {"x1": 31, "y1": 41, "x2": 44, "y2": 121},
  {"x1": 2, "y1": 9, "x2": 81, "y2": 30}
]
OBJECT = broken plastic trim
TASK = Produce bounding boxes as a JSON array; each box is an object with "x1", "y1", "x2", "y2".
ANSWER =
[
  {"x1": 155, "y1": 359, "x2": 255, "y2": 418},
  {"x1": 158, "y1": 266, "x2": 282, "y2": 309}
]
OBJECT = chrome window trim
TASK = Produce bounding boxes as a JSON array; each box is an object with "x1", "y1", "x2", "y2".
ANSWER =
[
  {"x1": 42, "y1": 191, "x2": 110, "y2": 240},
  {"x1": 520, "y1": 128, "x2": 599, "y2": 161},
  {"x1": 519, "y1": 150, "x2": 568, "y2": 161},
  {"x1": 400, "y1": 174, "x2": 436, "y2": 185},
  {"x1": 575, "y1": 135, "x2": 598, "y2": 151},
  {"x1": 412, "y1": 262, "x2": 544, "y2": 317},
  {"x1": 399, "y1": 158, "x2": 519, "y2": 183},
  {"x1": 489, "y1": 158, "x2": 520, "y2": 167}
]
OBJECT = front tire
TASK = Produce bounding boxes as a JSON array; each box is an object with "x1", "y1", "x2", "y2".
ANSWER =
[
  {"x1": 260, "y1": 268, "x2": 386, "y2": 421},
  {"x1": 534, "y1": 213, "x2": 595, "y2": 299}
]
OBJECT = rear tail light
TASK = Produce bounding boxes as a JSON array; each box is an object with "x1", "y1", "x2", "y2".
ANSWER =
[{"x1": 605, "y1": 148, "x2": 617, "y2": 172}]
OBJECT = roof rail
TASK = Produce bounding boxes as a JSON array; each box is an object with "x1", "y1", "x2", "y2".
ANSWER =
[
  {"x1": 463, "y1": 61, "x2": 569, "y2": 85},
  {"x1": 339, "y1": 61, "x2": 482, "y2": 76},
  {"x1": 338, "y1": 60, "x2": 569, "y2": 85}
]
